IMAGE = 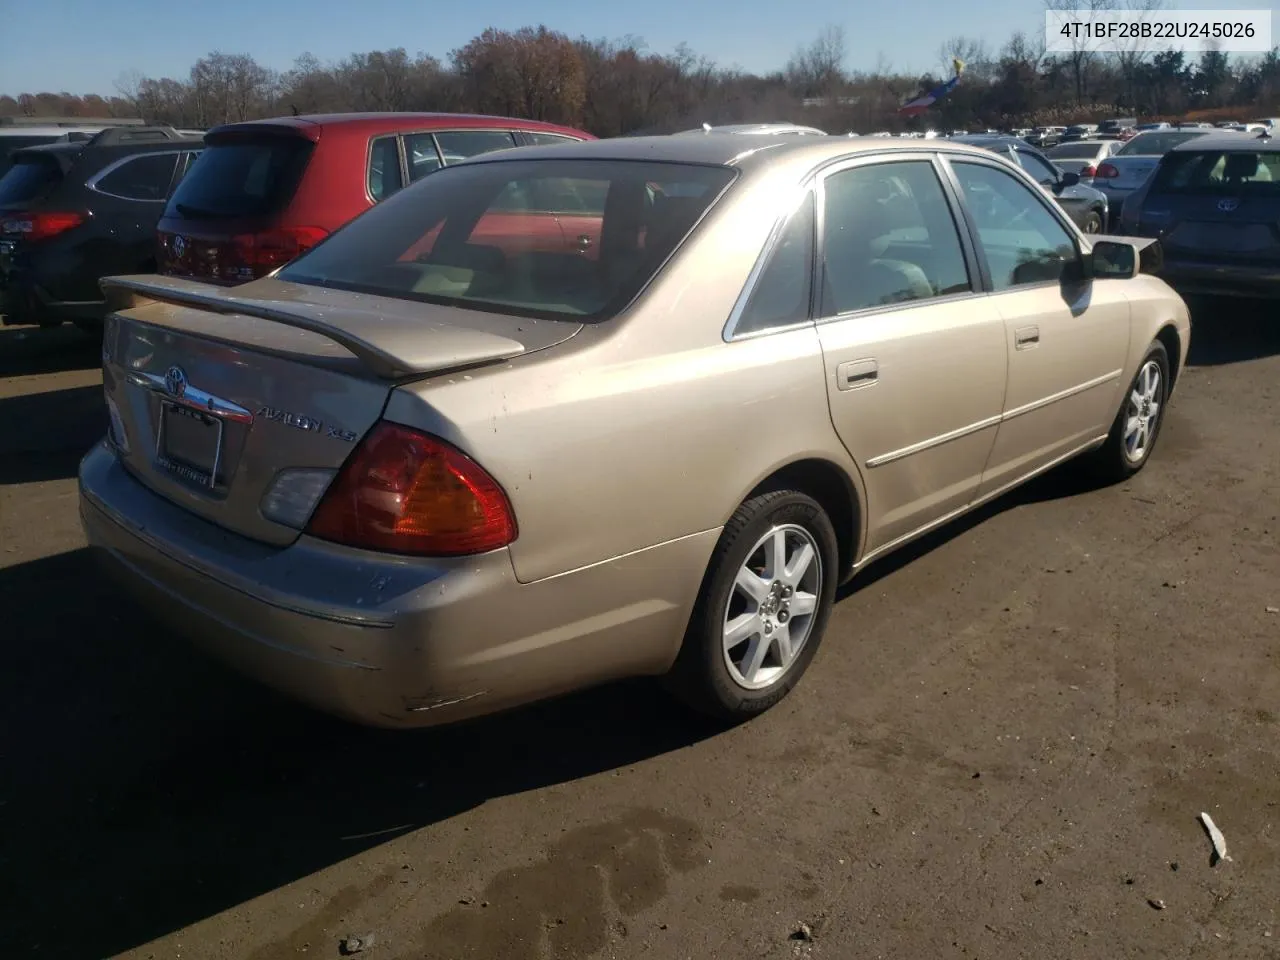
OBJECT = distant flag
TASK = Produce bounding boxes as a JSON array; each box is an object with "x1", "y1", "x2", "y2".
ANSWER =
[{"x1": 899, "y1": 58, "x2": 966, "y2": 117}]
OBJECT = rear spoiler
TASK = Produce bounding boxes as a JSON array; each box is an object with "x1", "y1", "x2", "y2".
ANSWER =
[{"x1": 99, "y1": 274, "x2": 527, "y2": 380}]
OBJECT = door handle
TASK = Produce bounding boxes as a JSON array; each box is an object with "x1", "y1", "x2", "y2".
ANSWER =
[
  {"x1": 1015, "y1": 325, "x2": 1040, "y2": 349},
  {"x1": 837, "y1": 358, "x2": 878, "y2": 391}
]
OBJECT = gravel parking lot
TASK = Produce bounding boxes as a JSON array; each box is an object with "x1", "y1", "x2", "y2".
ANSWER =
[{"x1": 1, "y1": 300, "x2": 1278, "y2": 960}]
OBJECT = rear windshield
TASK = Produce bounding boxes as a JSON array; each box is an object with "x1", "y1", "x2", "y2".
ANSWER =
[
  {"x1": 1066, "y1": 126, "x2": 1092, "y2": 134},
  {"x1": 279, "y1": 158, "x2": 737, "y2": 322},
  {"x1": 1116, "y1": 131, "x2": 1208, "y2": 156},
  {"x1": 164, "y1": 137, "x2": 313, "y2": 219},
  {"x1": 1150, "y1": 149, "x2": 1280, "y2": 196},
  {"x1": 1049, "y1": 142, "x2": 1104, "y2": 159},
  {"x1": 0, "y1": 156, "x2": 63, "y2": 206}
]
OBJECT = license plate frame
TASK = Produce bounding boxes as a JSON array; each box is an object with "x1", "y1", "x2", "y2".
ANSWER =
[{"x1": 156, "y1": 401, "x2": 225, "y2": 489}]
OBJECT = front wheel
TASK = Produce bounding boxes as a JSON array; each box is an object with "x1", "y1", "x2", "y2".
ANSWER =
[
  {"x1": 1081, "y1": 210, "x2": 1103, "y2": 234},
  {"x1": 1087, "y1": 340, "x2": 1170, "y2": 482},
  {"x1": 665, "y1": 489, "x2": 838, "y2": 722}
]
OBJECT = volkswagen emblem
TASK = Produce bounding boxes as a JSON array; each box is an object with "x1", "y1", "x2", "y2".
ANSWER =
[
  {"x1": 1217, "y1": 198, "x2": 1239, "y2": 213},
  {"x1": 163, "y1": 365, "x2": 188, "y2": 399},
  {"x1": 173, "y1": 235, "x2": 186, "y2": 256}
]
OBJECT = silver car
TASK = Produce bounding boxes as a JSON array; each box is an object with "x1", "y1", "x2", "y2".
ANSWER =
[{"x1": 1046, "y1": 139, "x2": 1123, "y2": 181}]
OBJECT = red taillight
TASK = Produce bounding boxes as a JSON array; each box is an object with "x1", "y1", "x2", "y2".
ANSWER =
[
  {"x1": 1081, "y1": 164, "x2": 1097, "y2": 177},
  {"x1": 0, "y1": 211, "x2": 85, "y2": 242},
  {"x1": 306, "y1": 422, "x2": 517, "y2": 557},
  {"x1": 1095, "y1": 163, "x2": 1120, "y2": 179},
  {"x1": 230, "y1": 225, "x2": 329, "y2": 274}
]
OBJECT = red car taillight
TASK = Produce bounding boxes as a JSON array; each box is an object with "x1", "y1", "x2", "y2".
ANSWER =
[
  {"x1": 1, "y1": 211, "x2": 85, "y2": 242},
  {"x1": 1081, "y1": 164, "x2": 1097, "y2": 177},
  {"x1": 1095, "y1": 163, "x2": 1120, "y2": 179},
  {"x1": 231, "y1": 225, "x2": 329, "y2": 275},
  {"x1": 306, "y1": 422, "x2": 517, "y2": 557}
]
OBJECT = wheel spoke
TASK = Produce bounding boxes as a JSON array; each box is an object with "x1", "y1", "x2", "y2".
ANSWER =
[
  {"x1": 1124, "y1": 415, "x2": 1142, "y2": 443},
  {"x1": 739, "y1": 634, "x2": 770, "y2": 684},
  {"x1": 1130, "y1": 387, "x2": 1144, "y2": 412},
  {"x1": 734, "y1": 567, "x2": 769, "y2": 604},
  {"x1": 765, "y1": 529, "x2": 788, "y2": 581},
  {"x1": 784, "y1": 543, "x2": 815, "y2": 586},
  {"x1": 724, "y1": 612, "x2": 760, "y2": 650},
  {"x1": 790, "y1": 591, "x2": 818, "y2": 618},
  {"x1": 773, "y1": 624, "x2": 795, "y2": 666}
]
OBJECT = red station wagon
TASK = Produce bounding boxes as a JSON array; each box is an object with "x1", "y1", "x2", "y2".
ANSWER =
[{"x1": 156, "y1": 112, "x2": 595, "y2": 284}]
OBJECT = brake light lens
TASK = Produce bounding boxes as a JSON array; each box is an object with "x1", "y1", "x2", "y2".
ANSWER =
[
  {"x1": 1095, "y1": 163, "x2": 1120, "y2": 179},
  {"x1": 1081, "y1": 164, "x2": 1097, "y2": 178},
  {"x1": 306, "y1": 422, "x2": 517, "y2": 556},
  {"x1": 0, "y1": 211, "x2": 85, "y2": 242},
  {"x1": 231, "y1": 225, "x2": 329, "y2": 275}
]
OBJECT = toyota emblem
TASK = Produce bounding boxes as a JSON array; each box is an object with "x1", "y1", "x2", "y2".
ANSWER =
[
  {"x1": 1217, "y1": 198, "x2": 1239, "y2": 213},
  {"x1": 173, "y1": 235, "x2": 187, "y2": 256},
  {"x1": 163, "y1": 365, "x2": 188, "y2": 399}
]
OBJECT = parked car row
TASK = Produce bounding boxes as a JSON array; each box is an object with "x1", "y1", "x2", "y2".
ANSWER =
[{"x1": 1, "y1": 112, "x2": 594, "y2": 329}]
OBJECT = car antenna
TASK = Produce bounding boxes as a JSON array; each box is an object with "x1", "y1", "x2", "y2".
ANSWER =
[{"x1": 1257, "y1": 129, "x2": 1272, "y2": 140}]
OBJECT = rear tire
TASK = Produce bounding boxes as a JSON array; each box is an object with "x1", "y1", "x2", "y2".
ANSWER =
[
  {"x1": 1086, "y1": 340, "x2": 1170, "y2": 483},
  {"x1": 1082, "y1": 210, "x2": 1103, "y2": 234},
  {"x1": 666, "y1": 490, "x2": 838, "y2": 722}
]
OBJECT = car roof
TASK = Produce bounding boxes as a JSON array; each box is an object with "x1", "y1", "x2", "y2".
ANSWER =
[
  {"x1": 944, "y1": 134, "x2": 1028, "y2": 150},
  {"x1": 456, "y1": 133, "x2": 1014, "y2": 178},
  {"x1": 1170, "y1": 130, "x2": 1277, "y2": 152},
  {"x1": 207, "y1": 112, "x2": 590, "y2": 140},
  {"x1": 0, "y1": 126, "x2": 105, "y2": 138}
]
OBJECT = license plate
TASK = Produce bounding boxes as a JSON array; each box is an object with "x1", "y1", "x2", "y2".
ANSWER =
[{"x1": 156, "y1": 402, "x2": 224, "y2": 488}]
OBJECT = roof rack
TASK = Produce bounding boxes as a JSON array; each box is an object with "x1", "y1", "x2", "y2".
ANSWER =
[
  {"x1": 85, "y1": 125, "x2": 194, "y2": 146},
  {"x1": 0, "y1": 116, "x2": 145, "y2": 127}
]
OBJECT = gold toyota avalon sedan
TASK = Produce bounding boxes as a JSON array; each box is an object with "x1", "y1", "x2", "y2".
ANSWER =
[{"x1": 79, "y1": 133, "x2": 1191, "y2": 728}]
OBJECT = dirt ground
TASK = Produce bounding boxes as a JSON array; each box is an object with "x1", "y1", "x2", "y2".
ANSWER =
[{"x1": 1, "y1": 299, "x2": 1278, "y2": 960}]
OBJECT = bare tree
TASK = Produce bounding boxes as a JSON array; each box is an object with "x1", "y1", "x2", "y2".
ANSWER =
[
  {"x1": 785, "y1": 25, "x2": 847, "y2": 97},
  {"x1": 1113, "y1": 0, "x2": 1166, "y2": 110},
  {"x1": 1046, "y1": 0, "x2": 1118, "y2": 103}
]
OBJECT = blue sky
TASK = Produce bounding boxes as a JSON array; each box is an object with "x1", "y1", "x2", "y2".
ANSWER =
[{"x1": 2, "y1": 0, "x2": 1275, "y2": 96}]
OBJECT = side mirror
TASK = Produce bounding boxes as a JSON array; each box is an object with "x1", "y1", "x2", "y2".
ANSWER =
[
  {"x1": 1090, "y1": 239, "x2": 1138, "y2": 279},
  {"x1": 1060, "y1": 171, "x2": 1081, "y2": 188}
]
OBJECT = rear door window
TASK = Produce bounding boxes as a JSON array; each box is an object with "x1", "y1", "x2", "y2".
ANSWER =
[
  {"x1": 0, "y1": 156, "x2": 64, "y2": 205},
  {"x1": 93, "y1": 153, "x2": 180, "y2": 201},
  {"x1": 435, "y1": 130, "x2": 517, "y2": 165},
  {"x1": 164, "y1": 137, "x2": 314, "y2": 219},
  {"x1": 524, "y1": 132, "x2": 582, "y2": 146},
  {"x1": 1151, "y1": 150, "x2": 1280, "y2": 195},
  {"x1": 367, "y1": 135, "x2": 403, "y2": 202},
  {"x1": 403, "y1": 133, "x2": 443, "y2": 184}
]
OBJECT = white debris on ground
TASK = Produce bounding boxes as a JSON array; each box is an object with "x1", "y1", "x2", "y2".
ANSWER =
[{"x1": 1199, "y1": 812, "x2": 1232, "y2": 865}]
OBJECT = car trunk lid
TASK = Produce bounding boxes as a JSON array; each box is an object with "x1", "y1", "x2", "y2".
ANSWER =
[
  {"x1": 1101, "y1": 156, "x2": 1161, "y2": 189},
  {"x1": 99, "y1": 274, "x2": 581, "y2": 545}
]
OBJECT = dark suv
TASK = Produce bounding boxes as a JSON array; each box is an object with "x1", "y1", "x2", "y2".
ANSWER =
[
  {"x1": 0, "y1": 126, "x2": 203, "y2": 330},
  {"x1": 156, "y1": 112, "x2": 595, "y2": 285}
]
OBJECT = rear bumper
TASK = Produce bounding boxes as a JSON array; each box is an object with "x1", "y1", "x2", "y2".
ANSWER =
[
  {"x1": 0, "y1": 249, "x2": 105, "y2": 326},
  {"x1": 1159, "y1": 260, "x2": 1280, "y2": 300},
  {"x1": 78, "y1": 444, "x2": 714, "y2": 728}
]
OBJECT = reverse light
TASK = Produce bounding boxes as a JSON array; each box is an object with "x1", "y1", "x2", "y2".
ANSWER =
[
  {"x1": 1, "y1": 211, "x2": 85, "y2": 242},
  {"x1": 305, "y1": 423, "x2": 517, "y2": 557},
  {"x1": 261, "y1": 468, "x2": 338, "y2": 529},
  {"x1": 1095, "y1": 163, "x2": 1120, "y2": 179}
]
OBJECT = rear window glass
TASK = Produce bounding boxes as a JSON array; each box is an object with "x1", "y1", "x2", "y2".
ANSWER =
[
  {"x1": 1049, "y1": 142, "x2": 1105, "y2": 159},
  {"x1": 0, "y1": 137, "x2": 62, "y2": 178},
  {"x1": 0, "y1": 157, "x2": 63, "y2": 205},
  {"x1": 1151, "y1": 150, "x2": 1280, "y2": 196},
  {"x1": 1117, "y1": 132, "x2": 1208, "y2": 156},
  {"x1": 164, "y1": 137, "x2": 313, "y2": 219},
  {"x1": 279, "y1": 158, "x2": 736, "y2": 322}
]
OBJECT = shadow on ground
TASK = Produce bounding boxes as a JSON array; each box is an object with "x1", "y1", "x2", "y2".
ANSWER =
[
  {"x1": 0, "y1": 548, "x2": 724, "y2": 958},
  {"x1": 1184, "y1": 296, "x2": 1280, "y2": 367},
  {"x1": 0, "y1": 384, "x2": 105, "y2": 484},
  {"x1": 0, "y1": 323, "x2": 102, "y2": 378}
]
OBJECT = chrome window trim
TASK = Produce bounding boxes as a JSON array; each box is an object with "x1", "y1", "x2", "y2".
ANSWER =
[
  {"x1": 813, "y1": 151, "x2": 981, "y2": 321},
  {"x1": 86, "y1": 150, "x2": 185, "y2": 203}
]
